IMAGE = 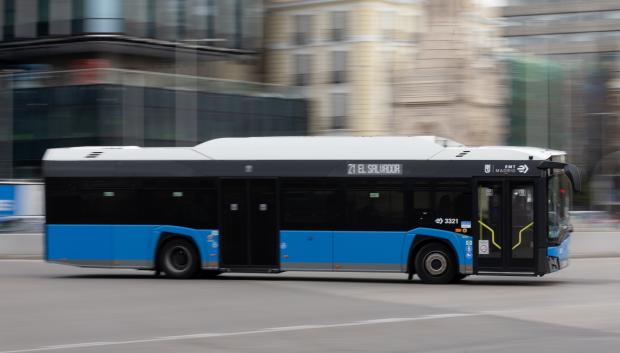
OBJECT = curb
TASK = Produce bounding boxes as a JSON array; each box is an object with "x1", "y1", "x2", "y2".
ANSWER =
[
  {"x1": 0, "y1": 255, "x2": 43, "y2": 260},
  {"x1": 571, "y1": 253, "x2": 620, "y2": 259}
]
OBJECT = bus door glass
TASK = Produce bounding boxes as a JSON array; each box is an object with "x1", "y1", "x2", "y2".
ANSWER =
[
  {"x1": 476, "y1": 180, "x2": 536, "y2": 271},
  {"x1": 476, "y1": 182, "x2": 503, "y2": 269},
  {"x1": 510, "y1": 184, "x2": 535, "y2": 264}
]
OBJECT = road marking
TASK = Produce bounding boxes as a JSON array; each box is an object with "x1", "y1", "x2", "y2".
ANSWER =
[{"x1": 0, "y1": 313, "x2": 478, "y2": 353}]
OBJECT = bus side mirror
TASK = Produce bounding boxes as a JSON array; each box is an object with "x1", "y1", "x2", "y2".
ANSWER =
[{"x1": 537, "y1": 161, "x2": 581, "y2": 193}]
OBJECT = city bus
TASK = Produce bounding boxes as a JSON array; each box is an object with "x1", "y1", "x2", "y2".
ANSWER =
[{"x1": 43, "y1": 136, "x2": 580, "y2": 283}]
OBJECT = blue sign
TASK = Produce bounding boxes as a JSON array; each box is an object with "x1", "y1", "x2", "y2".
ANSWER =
[{"x1": 0, "y1": 185, "x2": 15, "y2": 217}]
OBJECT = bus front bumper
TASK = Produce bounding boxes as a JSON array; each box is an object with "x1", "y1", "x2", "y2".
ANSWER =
[{"x1": 547, "y1": 237, "x2": 571, "y2": 273}]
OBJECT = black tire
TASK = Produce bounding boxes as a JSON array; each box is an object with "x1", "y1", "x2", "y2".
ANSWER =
[
  {"x1": 158, "y1": 238, "x2": 200, "y2": 279},
  {"x1": 414, "y1": 243, "x2": 457, "y2": 284}
]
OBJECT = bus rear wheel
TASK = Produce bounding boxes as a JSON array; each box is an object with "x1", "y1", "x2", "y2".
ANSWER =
[
  {"x1": 414, "y1": 243, "x2": 457, "y2": 284},
  {"x1": 159, "y1": 238, "x2": 200, "y2": 279}
]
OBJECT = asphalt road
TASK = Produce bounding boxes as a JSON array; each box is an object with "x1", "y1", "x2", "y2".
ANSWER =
[{"x1": 2, "y1": 259, "x2": 620, "y2": 353}]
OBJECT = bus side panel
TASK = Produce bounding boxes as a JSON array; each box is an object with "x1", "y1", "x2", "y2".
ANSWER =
[
  {"x1": 46, "y1": 224, "x2": 114, "y2": 266},
  {"x1": 333, "y1": 231, "x2": 405, "y2": 271},
  {"x1": 401, "y1": 228, "x2": 474, "y2": 275},
  {"x1": 47, "y1": 224, "x2": 217, "y2": 269},
  {"x1": 280, "y1": 230, "x2": 333, "y2": 270},
  {"x1": 113, "y1": 225, "x2": 161, "y2": 268}
]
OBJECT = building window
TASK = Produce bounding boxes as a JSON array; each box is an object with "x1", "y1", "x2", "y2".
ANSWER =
[
  {"x1": 49, "y1": 0, "x2": 72, "y2": 35},
  {"x1": 381, "y1": 11, "x2": 395, "y2": 40},
  {"x1": 240, "y1": 0, "x2": 262, "y2": 50},
  {"x1": 331, "y1": 51, "x2": 347, "y2": 84},
  {"x1": 293, "y1": 14, "x2": 311, "y2": 45},
  {"x1": 214, "y1": 0, "x2": 237, "y2": 48},
  {"x1": 3, "y1": 0, "x2": 15, "y2": 40},
  {"x1": 294, "y1": 54, "x2": 312, "y2": 86},
  {"x1": 124, "y1": 0, "x2": 150, "y2": 37},
  {"x1": 0, "y1": 0, "x2": 5, "y2": 40},
  {"x1": 71, "y1": 0, "x2": 84, "y2": 34},
  {"x1": 330, "y1": 93, "x2": 347, "y2": 129},
  {"x1": 177, "y1": 0, "x2": 187, "y2": 39},
  {"x1": 81, "y1": 0, "x2": 123, "y2": 34},
  {"x1": 37, "y1": 0, "x2": 50, "y2": 36},
  {"x1": 330, "y1": 11, "x2": 346, "y2": 41},
  {"x1": 411, "y1": 14, "x2": 421, "y2": 42},
  {"x1": 13, "y1": 0, "x2": 39, "y2": 38}
]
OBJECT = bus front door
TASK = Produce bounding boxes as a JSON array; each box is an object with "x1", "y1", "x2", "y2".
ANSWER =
[
  {"x1": 219, "y1": 179, "x2": 279, "y2": 269},
  {"x1": 475, "y1": 180, "x2": 537, "y2": 273}
]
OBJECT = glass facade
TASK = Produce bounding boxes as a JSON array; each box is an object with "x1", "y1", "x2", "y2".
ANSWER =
[
  {"x1": 1, "y1": 0, "x2": 263, "y2": 50},
  {"x1": 5, "y1": 79, "x2": 307, "y2": 178}
]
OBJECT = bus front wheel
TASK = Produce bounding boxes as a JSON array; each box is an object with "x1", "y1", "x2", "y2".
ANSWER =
[
  {"x1": 158, "y1": 238, "x2": 200, "y2": 279},
  {"x1": 414, "y1": 243, "x2": 457, "y2": 284}
]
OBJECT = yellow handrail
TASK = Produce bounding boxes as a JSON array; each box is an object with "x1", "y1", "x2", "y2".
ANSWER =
[
  {"x1": 512, "y1": 222, "x2": 534, "y2": 250},
  {"x1": 478, "y1": 220, "x2": 502, "y2": 250}
]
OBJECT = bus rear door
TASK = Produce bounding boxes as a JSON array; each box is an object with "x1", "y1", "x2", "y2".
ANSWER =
[{"x1": 219, "y1": 179, "x2": 279, "y2": 270}]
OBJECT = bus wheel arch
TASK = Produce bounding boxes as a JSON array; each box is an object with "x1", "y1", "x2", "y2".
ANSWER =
[
  {"x1": 408, "y1": 237, "x2": 458, "y2": 284},
  {"x1": 155, "y1": 233, "x2": 201, "y2": 279}
]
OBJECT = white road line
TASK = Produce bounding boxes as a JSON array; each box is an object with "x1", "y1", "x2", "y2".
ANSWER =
[{"x1": 0, "y1": 313, "x2": 478, "y2": 353}]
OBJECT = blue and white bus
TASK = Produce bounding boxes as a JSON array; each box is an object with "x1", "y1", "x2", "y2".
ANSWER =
[{"x1": 43, "y1": 136, "x2": 580, "y2": 283}]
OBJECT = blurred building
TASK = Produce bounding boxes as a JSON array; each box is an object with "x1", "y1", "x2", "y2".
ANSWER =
[
  {"x1": 265, "y1": 0, "x2": 423, "y2": 135},
  {"x1": 0, "y1": 0, "x2": 309, "y2": 179},
  {"x1": 394, "y1": 0, "x2": 505, "y2": 146},
  {"x1": 0, "y1": 0, "x2": 264, "y2": 78},
  {"x1": 500, "y1": 0, "x2": 620, "y2": 209}
]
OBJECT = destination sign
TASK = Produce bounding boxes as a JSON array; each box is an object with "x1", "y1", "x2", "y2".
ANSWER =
[{"x1": 347, "y1": 163, "x2": 403, "y2": 176}]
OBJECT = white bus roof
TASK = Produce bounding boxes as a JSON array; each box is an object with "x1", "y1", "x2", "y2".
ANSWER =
[{"x1": 43, "y1": 136, "x2": 565, "y2": 162}]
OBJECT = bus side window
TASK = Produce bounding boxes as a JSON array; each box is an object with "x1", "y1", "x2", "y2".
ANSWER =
[
  {"x1": 140, "y1": 188, "x2": 218, "y2": 229},
  {"x1": 346, "y1": 189, "x2": 405, "y2": 231},
  {"x1": 80, "y1": 188, "x2": 139, "y2": 224},
  {"x1": 433, "y1": 190, "x2": 472, "y2": 230},
  {"x1": 46, "y1": 178, "x2": 81, "y2": 224},
  {"x1": 413, "y1": 190, "x2": 434, "y2": 227},
  {"x1": 281, "y1": 189, "x2": 339, "y2": 230}
]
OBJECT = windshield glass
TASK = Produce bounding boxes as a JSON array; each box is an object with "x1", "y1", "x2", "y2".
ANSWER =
[{"x1": 548, "y1": 174, "x2": 572, "y2": 242}]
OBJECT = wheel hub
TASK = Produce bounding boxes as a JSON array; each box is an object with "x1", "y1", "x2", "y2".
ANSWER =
[
  {"x1": 169, "y1": 246, "x2": 190, "y2": 271},
  {"x1": 424, "y1": 252, "x2": 448, "y2": 276}
]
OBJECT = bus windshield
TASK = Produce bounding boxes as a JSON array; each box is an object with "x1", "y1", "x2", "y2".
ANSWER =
[{"x1": 548, "y1": 174, "x2": 572, "y2": 243}]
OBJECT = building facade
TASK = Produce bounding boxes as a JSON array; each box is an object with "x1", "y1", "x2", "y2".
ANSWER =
[
  {"x1": 265, "y1": 0, "x2": 423, "y2": 135},
  {"x1": 0, "y1": 0, "x2": 264, "y2": 79},
  {"x1": 500, "y1": 0, "x2": 620, "y2": 208},
  {"x1": 394, "y1": 0, "x2": 505, "y2": 146},
  {"x1": 0, "y1": 0, "x2": 310, "y2": 179}
]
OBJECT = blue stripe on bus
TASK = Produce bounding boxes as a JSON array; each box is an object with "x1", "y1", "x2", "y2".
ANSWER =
[
  {"x1": 333, "y1": 231, "x2": 405, "y2": 270},
  {"x1": 47, "y1": 225, "x2": 471, "y2": 274},
  {"x1": 281, "y1": 228, "x2": 473, "y2": 274},
  {"x1": 280, "y1": 230, "x2": 333, "y2": 270},
  {"x1": 46, "y1": 225, "x2": 217, "y2": 268}
]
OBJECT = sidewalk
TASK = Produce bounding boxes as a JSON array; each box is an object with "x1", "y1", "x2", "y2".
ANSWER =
[
  {"x1": 570, "y1": 231, "x2": 620, "y2": 258},
  {"x1": 0, "y1": 233, "x2": 43, "y2": 259}
]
